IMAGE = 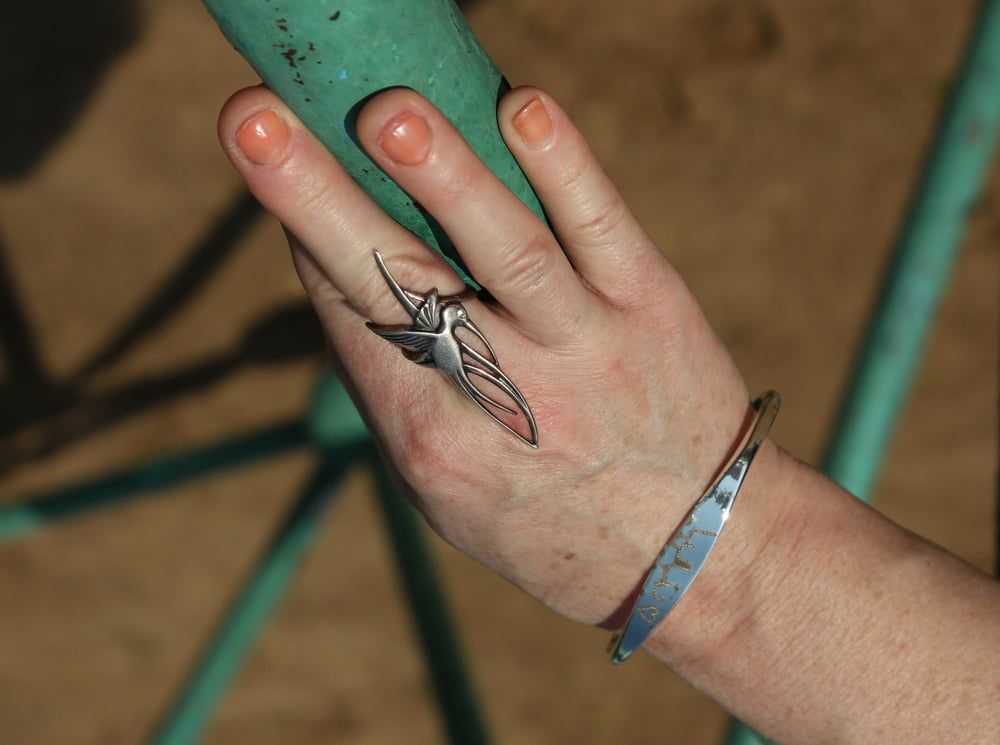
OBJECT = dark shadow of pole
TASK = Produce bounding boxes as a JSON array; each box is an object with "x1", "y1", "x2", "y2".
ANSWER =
[
  {"x1": 74, "y1": 190, "x2": 264, "y2": 380},
  {"x1": 0, "y1": 302, "x2": 323, "y2": 473},
  {"x1": 0, "y1": 192, "x2": 279, "y2": 453},
  {"x1": 0, "y1": 1, "x2": 142, "y2": 179},
  {"x1": 0, "y1": 232, "x2": 49, "y2": 390}
]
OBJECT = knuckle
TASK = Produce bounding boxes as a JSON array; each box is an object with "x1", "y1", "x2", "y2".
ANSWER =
[
  {"x1": 573, "y1": 193, "x2": 629, "y2": 246},
  {"x1": 356, "y1": 250, "x2": 441, "y2": 320},
  {"x1": 554, "y1": 143, "x2": 593, "y2": 193},
  {"x1": 356, "y1": 265, "x2": 398, "y2": 319},
  {"x1": 493, "y1": 232, "x2": 556, "y2": 297},
  {"x1": 302, "y1": 270, "x2": 348, "y2": 310},
  {"x1": 435, "y1": 162, "x2": 479, "y2": 208},
  {"x1": 292, "y1": 173, "x2": 338, "y2": 221}
]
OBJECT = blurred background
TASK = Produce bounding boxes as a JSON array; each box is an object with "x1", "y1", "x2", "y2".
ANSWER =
[{"x1": 0, "y1": 0, "x2": 996, "y2": 743}]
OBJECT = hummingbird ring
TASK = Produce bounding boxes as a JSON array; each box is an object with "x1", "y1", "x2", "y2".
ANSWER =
[{"x1": 365, "y1": 250, "x2": 539, "y2": 448}]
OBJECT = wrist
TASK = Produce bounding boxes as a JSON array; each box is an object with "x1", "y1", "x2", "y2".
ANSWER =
[
  {"x1": 642, "y1": 438, "x2": 805, "y2": 666},
  {"x1": 512, "y1": 384, "x2": 777, "y2": 633}
]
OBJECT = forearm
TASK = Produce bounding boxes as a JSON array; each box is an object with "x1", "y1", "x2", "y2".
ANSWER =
[{"x1": 643, "y1": 443, "x2": 1000, "y2": 744}]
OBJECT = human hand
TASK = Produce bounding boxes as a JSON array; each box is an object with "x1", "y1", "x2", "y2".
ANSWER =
[{"x1": 217, "y1": 84, "x2": 788, "y2": 637}]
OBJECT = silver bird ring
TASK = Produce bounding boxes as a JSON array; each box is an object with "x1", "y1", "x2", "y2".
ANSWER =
[{"x1": 365, "y1": 250, "x2": 538, "y2": 448}]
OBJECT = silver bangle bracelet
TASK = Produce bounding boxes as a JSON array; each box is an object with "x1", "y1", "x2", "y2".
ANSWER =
[{"x1": 608, "y1": 391, "x2": 781, "y2": 665}]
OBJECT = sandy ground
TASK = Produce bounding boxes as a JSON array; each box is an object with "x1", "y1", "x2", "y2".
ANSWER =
[{"x1": 0, "y1": 1, "x2": 996, "y2": 743}]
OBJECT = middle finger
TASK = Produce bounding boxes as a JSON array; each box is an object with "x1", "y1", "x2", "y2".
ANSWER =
[{"x1": 357, "y1": 88, "x2": 592, "y2": 345}]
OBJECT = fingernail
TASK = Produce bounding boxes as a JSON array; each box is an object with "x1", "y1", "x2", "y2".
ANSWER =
[
  {"x1": 379, "y1": 112, "x2": 431, "y2": 165},
  {"x1": 512, "y1": 97, "x2": 553, "y2": 147},
  {"x1": 235, "y1": 109, "x2": 290, "y2": 165}
]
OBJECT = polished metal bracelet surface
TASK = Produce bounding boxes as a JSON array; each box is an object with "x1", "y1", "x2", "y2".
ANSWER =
[{"x1": 608, "y1": 391, "x2": 781, "y2": 664}]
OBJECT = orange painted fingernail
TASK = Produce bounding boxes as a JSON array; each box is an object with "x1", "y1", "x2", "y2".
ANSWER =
[
  {"x1": 235, "y1": 109, "x2": 290, "y2": 165},
  {"x1": 379, "y1": 112, "x2": 432, "y2": 165},
  {"x1": 512, "y1": 98, "x2": 553, "y2": 147}
]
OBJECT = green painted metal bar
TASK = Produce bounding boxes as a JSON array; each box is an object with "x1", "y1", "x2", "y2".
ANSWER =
[
  {"x1": 201, "y1": 0, "x2": 546, "y2": 284},
  {"x1": 723, "y1": 717, "x2": 774, "y2": 745},
  {"x1": 726, "y1": 3, "x2": 1000, "y2": 744},
  {"x1": 823, "y1": 0, "x2": 1000, "y2": 502},
  {"x1": 143, "y1": 378, "x2": 368, "y2": 745},
  {"x1": 369, "y1": 451, "x2": 491, "y2": 745},
  {"x1": 146, "y1": 449, "x2": 358, "y2": 745},
  {"x1": 0, "y1": 418, "x2": 309, "y2": 544}
]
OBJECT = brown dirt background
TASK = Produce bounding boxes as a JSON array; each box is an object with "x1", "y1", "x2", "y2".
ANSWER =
[{"x1": 0, "y1": 0, "x2": 996, "y2": 743}]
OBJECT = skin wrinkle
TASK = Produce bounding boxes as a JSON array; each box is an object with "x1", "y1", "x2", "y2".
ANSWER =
[
  {"x1": 484, "y1": 234, "x2": 591, "y2": 342},
  {"x1": 428, "y1": 150, "x2": 481, "y2": 209},
  {"x1": 491, "y1": 231, "x2": 559, "y2": 299},
  {"x1": 566, "y1": 186, "x2": 632, "y2": 249}
]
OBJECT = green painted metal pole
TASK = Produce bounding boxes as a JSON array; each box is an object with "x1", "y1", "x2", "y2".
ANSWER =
[
  {"x1": 726, "y1": 3, "x2": 1000, "y2": 744},
  {"x1": 370, "y1": 453, "x2": 491, "y2": 745},
  {"x1": 0, "y1": 418, "x2": 309, "y2": 544},
  {"x1": 144, "y1": 377, "x2": 367, "y2": 745},
  {"x1": 201, "y1": 0, "x2": 545, "y2": 284},
  {"x1": 822, "y1": 0, "x2": 1000, "y2": 502},
  {"x1": 146, "y1": 450, "x2": 357, "y2": 745}
]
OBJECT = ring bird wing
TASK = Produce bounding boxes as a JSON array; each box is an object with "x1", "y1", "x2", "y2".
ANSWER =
[
  {"x1": 458, "y1": 342, "x2": 538, "y2": 447},
  {"x1": 365, "y1": 325, "x2": 438, "y2": 355},
  {"x1": 414, "y1": 290, "x2": 440, "y2": 331}
]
